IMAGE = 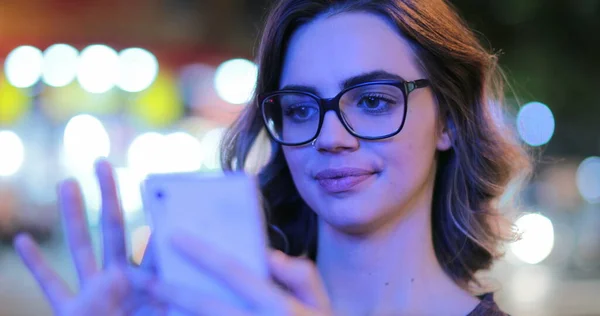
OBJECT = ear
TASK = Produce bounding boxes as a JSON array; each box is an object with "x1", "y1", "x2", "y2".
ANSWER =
[{"x1": 436, "y1": 117, "x2": 453, "y2": 151}]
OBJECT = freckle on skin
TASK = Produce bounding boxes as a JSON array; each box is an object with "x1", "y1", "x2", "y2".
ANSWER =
[
  {"x1": 411, "y1": 278, "x2": 415, "y2": 283},
  {"x1": 385, "y1": 282, "x2": 389, "y2": 286}
]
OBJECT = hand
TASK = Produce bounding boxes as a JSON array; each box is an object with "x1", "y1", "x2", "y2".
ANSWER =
[
  {"x1": 13, "y1": 160, "x2": 164, "y2": 316},
  {"x1": 151, "y1": 232, "x2": 333, "y2": 316}
]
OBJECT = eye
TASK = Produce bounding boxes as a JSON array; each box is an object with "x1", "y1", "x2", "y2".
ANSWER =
[
  {"x1": 362, "y1": 96, "x2": 385, "y2": 108},
  {"x1": 283, "y1": 105, "x2": 319, "y2": 121},
  {"x1": 357, "y1": 94, "x2": 396, "y2": 113}
]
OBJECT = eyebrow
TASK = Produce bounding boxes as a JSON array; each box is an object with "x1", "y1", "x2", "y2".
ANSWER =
[{"x1": 280, "y1": 70, "x2": 405, "y2": 95}]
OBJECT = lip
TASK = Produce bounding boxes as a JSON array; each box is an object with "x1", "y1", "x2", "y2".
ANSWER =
[{"x1": 314, "y1": 168, "x2": 377, "y2": 193}]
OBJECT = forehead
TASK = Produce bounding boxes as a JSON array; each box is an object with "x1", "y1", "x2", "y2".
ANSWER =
[{"x1": 280, "y1": 12, "x2": 424, "y2": 96}]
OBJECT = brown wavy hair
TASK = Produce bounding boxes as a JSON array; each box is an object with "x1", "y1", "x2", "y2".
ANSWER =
[{"x1": 220, "y1": 0, "x2": 531, "y2": 290}]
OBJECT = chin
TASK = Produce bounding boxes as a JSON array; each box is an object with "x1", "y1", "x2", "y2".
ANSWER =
[
  {"x1": 312, "y1": 195, "x2": 391, "y2": 235},
  {"x1": 295, "y1": 176, "x2": 391, "y2": 234}
]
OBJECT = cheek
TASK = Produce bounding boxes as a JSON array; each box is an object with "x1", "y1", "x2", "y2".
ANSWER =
[
  {"x1": 282, "y1": 147, "x2": 318, "y2": 207},
  {"x1": 403, "y1": 98, "x2": 439, "y2": 153},
  {"x1": 381, "y1": 141, "x2": 424, "y2": 186},
  {"x1": 383, "y1": 105, "x2": 439, "y2": 184},
  {"x1": 282, "y1": 147, "x2": 308, "y2": 179}
]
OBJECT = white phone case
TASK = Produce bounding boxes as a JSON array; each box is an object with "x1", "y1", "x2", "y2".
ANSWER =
[{"x1": 141, "y1": 172, "x2": 268, "y2": 315}]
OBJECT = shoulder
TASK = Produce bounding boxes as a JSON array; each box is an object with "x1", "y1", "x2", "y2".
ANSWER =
[{"x1": 466, "y1": 293, "x2": 510, "y2": 316}]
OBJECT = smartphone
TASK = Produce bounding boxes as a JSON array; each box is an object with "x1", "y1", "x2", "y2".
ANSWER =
[{"x1": 141, "y1": 171, "x2": 268, "y2": 313}]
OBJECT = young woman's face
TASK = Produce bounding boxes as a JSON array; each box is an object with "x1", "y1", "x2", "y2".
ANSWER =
[{"x1": 280, "y1": 12, "x2": 450, "y2": 233}]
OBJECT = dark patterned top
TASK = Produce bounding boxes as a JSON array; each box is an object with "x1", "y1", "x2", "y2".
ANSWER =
[{"x1": 467, "y1": 293, "x2": 509, "y2": 316}]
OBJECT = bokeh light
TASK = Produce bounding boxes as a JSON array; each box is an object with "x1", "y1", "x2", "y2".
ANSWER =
[
  {"x1": 576, "y1": 156, "x2": 600, "y2": 204},
  {"x1": 509, "y1": 265, "x2": 552, "y2": 305},
  {"x1": 117, "y1": 48, "x2": 159, "y2": 92},
  {"x1": 43, "y1": 82, "x2": 121, "y2": 122},
  {"x1": 42, "y1": 44, "x2": 79, "y2": 87},
  {"x1": 214, "y1": 58, "x2": 257, "y2": 105},
  {"x1": 131, "y1": 72, "x2": 183, "y2": 127},
  {"x1": 61, "y1": 115, "x2": 111, "y2": 222},
  {"x1": 0, "y1": 75, "x2": 31, "y2": 125},
  {"x1": 62, "y1": 114, "x2": 111, "y2": 171},
  {"x1": 127, "y1": 132, "x2": 166, "y2": 177},
  {"x1": 164, "y1": 132, "x2": 203, "y2": 172},
  {"x1": 245, "y1": 130, "x2": 272, "y2": 174},
  {"x1": 517, "y1": 101, "x2": 555, "y2": 146},
  {"x1": 0, "y1": 131, "x2": 25, "y2": 177},
  {"x1": 511, "y1": 213, "x2": 555, "y2": 264},
  {"x1": 199, "y1": 128, "x2": 226, "y2": 170},
  {"x1": 77, "y1": 45, "x2": 119, "y2": 93},
  {"x1": 115, "y1": 167, "x2": 144, "y2": 216},
  {"x1": 5, "y1": 46, "x2": 44, "y2": 88},
  {"x1": 76, "y1": 173, "x2": 102, "y2": 224},
  {"x1": 127, "y1": 132, "x2": 203, "y2": 177}
]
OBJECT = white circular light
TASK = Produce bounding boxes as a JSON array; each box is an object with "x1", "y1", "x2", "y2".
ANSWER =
[
  {"x1": 42, "y1": 44, "x2": 79, "y2": 87},
  {"x1": 214, "y1": 58, "x2": 257, "y2": 105},
  {"x1": 76, "y1": 172, "x2": 102, "y2": 223},
  {"x1": 517, "y1": 102, "x2": 555, "y2": 147},
  {"x1": 60, "y1": 115, "x2": 110, "y2": 221},
  {"x1": 576, "y1": 156, "x2": 600, "y2": 204},
  {"x1": 118, "y1": 48, "x2": 159, "y2": 92},
  {"x1": 164, "y1": 132, "x2": 203, "y2": 172},
  {"x1": 0, "y1": 131, "x2": 25, "y2": 176},
  {"x1": 199, "y1": 128, "x2": 226, "y2": 170},
  {"x1": 5, "y1": 46, "x2": 43, "y2": 88},
  {"x1": 127, "y1": 132, "x2": 167, "y2": 177},
  {"x1": 127, "y1": 132, "x2": 203, "y2": 176},
  {"x1": 510, "y1": 213, "x2": 555, "y2": 264},
  {"x1": 63, "y1": 114, "x2": 111, "y2": 171},
  {"x1": 115, "y1": 167, "x2": 144, "y2": 215},
  {"x1": 77, "y1": 45, "x2": 119, "y2": 93}
]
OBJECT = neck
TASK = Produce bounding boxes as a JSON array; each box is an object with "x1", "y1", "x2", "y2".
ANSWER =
[{"x1": 315, "y1": 192, "x2": 478, "y2": 315}]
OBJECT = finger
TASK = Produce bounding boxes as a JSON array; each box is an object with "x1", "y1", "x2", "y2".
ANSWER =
[
  {"x1": 73, "y1": 266, "x2": 133, "y2": 314},
  {"x1": 123, "y1": 267, "x2": 165, "y2": 315},
  {"x1": 151, "y1": 282, "x2": 249, "y2": 316},
  {"x1": 59, "y1": 179, "x2": 98, "y2": 284},
  {"x1": 170, "y1": 232, "x2": 275, "y2": 308},
  {"x1": 139, "y1": 234, "x2": 158, "y2": 274},
  {"x1": 125, "y1": 266, "x2": 159, "y2": 291},
  {"x1": 96, "y1": 159, "x2": 127, "y2": 268},
  {"x1": 13, "y1": 233, "x2": 72, "y2": 308},
  {"x1": 269, "y1": 250, "x2": 331, "y2": 311}
]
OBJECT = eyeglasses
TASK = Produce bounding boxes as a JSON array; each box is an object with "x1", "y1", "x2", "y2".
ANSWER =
[{"x1": 259, "y1": 79, "x2": 430, "y2": 146}]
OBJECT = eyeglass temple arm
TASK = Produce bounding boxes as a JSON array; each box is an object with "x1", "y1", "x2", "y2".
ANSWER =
[{"x1": 406, "y1": 79, "x2": 430, "y2": 93}]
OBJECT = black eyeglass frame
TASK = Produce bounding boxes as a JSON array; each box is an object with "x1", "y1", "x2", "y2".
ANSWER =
[{"x1": 258, "y1": 79, "x2": 430, "y2": 146}]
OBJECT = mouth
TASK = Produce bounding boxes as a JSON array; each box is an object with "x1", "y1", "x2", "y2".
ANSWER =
[{"x1": 314, "y1": 168, "x2": 378, "y2": 193}]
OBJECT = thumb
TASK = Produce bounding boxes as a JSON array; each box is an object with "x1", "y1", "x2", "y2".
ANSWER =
[{"x1": 268, "y1": 250, "x2": 330, "y2": 311}]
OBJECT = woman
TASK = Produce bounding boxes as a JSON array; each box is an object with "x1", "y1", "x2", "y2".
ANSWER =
[{"x1": 14, "y1": 0, "x2": 530, "y2": 315}]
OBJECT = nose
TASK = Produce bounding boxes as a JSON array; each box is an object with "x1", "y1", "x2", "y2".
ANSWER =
[{"x1": 313, "y1": 111, "x2": 359, "y2": 153}]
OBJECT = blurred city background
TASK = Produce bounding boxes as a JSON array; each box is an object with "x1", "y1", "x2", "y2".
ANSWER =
[{"x1": 0, "y1": 0, "x2": 599, "y2": 315}]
